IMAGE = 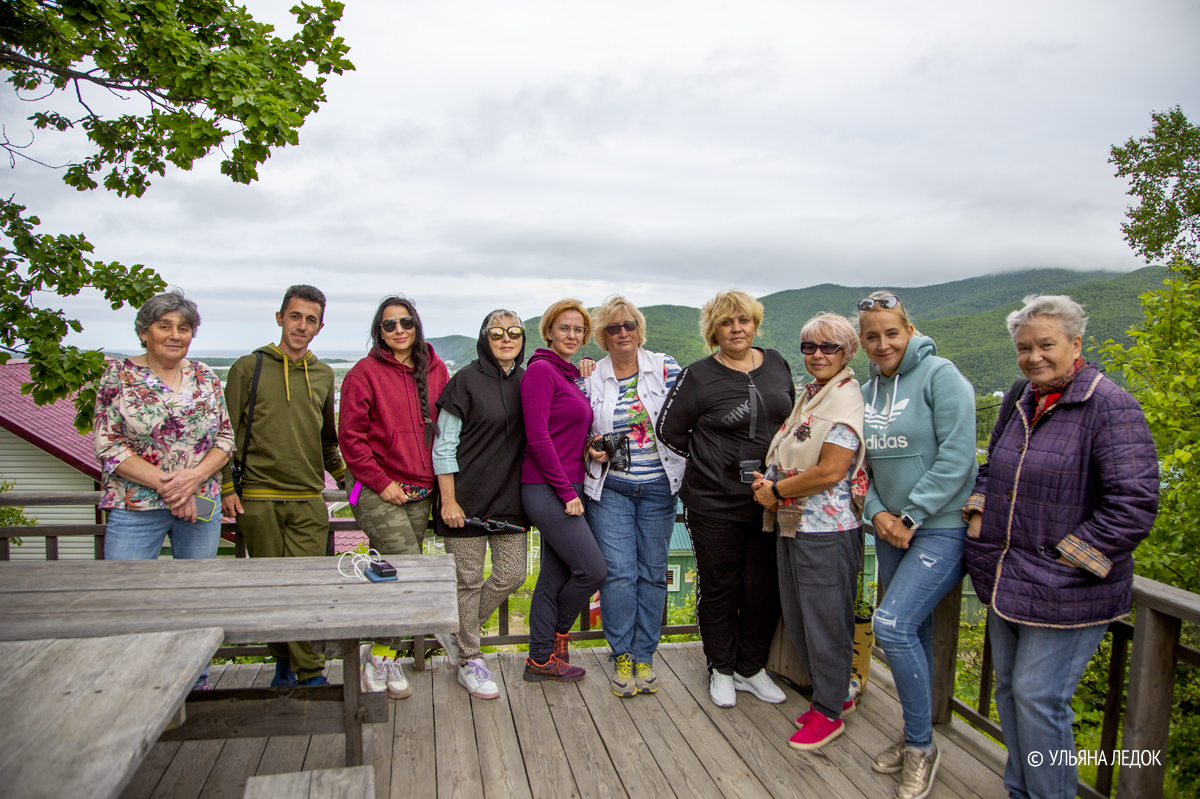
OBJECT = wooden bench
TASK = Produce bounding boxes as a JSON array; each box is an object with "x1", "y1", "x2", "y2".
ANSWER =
[{"x1": 242, "y1": 766, "x2": 374, "y2": 798}]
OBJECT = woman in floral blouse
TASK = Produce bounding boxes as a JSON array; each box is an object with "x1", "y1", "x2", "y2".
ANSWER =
[
  {"x1": 752, "y1": 312, "x2": 867, "y2": 752},
  {"x1": 583, "y1": 296, "x2": 685, "y2": 698},
  {"x1": 94, "y1": 290, "x2": 235, "y2": 561}
]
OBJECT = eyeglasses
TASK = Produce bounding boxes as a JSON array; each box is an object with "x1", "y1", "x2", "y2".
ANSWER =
[
  {"x1": 800, "y1": 341, "x2": 843, "y2": 355},
  {"x1": 604, "y1": 320, "x2": 638, "y2": 336},
  {"x1": 555, "y1": 324, "x2": 587, "y2": 337},
  {"x1": 486, "y1": 326, "x2": 525, "y2": 341},
  {"x1": 857, "y1": 295, "x2": 901, "y2": 311},
  {"x1": 381, "y1": 316, "x2": 416, "y2": 333}
]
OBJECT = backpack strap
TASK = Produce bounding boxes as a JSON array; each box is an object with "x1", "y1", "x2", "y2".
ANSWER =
[
  {"x1": 233, "y1": 351, "x2": 264, "y2": 496},
  {"x1": 999, "y1": 377, "x2": 1030, "y2": 431}
]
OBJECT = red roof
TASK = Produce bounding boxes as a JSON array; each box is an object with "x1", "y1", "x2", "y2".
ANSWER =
[{"x1": 0, "y1": 361, "x2": 100, "y2": 480}]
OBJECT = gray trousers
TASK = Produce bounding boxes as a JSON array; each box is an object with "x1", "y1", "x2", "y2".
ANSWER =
[{"x1": 777, "y1": 526, "x2": 862, "y2": 719}]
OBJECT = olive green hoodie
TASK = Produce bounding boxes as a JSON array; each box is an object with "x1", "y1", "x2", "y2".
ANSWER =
[{"x1": 220, "y1": 344, "x2": 345, "y2": 501}]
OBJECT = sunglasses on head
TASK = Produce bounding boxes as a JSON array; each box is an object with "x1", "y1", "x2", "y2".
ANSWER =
[
  {"x1": 857, "y1": 295, "x2": 901, "y2": 311},
  {"x1": 800, "y1": 341, "x2": 843, "y2": 355},
  {"x1": 486, "y1": 326, "x2": 525, "y2": 341},
  {"x1": 604, "y1": 320, "x2": 638, "y2": 336},
  {"x1": 381, "y1": 316, "x2": 416, "y2": 333}
]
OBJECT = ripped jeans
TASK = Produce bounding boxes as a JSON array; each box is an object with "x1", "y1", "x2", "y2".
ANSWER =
[{"x1": 873, "y1": 527, "x2": 965, "y2": 748}]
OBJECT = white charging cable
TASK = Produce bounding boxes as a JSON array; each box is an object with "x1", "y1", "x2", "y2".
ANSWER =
[{"x1": 338, "y1": 548, "x2": 384, "y2": 582}]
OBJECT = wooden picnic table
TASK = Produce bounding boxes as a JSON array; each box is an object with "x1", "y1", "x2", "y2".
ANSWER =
[
  {"x1": 0, "y1": 628, "x2": 224, "y2": 799},
  {"x1": 0, "y1": 555, "x2": 458, "y2": 768}
]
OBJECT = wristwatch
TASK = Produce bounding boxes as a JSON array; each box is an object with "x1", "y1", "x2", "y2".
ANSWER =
[
  {"x1": 771, "y1": 482, "x2": 783, "y2": 501},
  {"x1": 899, "y1": 514, "x2": 920, "y2": 531}
]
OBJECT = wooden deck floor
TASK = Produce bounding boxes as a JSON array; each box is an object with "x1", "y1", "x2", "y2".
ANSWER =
[{"x1": 120, "y1": 642, "x2": 1009, "y2": 799}]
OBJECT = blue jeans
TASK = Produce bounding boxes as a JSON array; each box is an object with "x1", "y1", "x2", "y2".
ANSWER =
[
  {"x1": 873, "y1": 527, "x2": 965, "y2": 748},
  {"x1": 989, "y1": 613, "x2": 1107, "y2": 799},
  {"x1": 584, "y1": 475, "x2": 676, "y2": 664},
  {"x1": 105, "y1": 508, "x2": 222, "y2": 560}
]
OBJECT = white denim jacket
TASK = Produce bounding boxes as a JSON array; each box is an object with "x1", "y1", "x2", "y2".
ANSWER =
[{"x1": 583, "y1": 348, "x2": 686, "y2": 501}]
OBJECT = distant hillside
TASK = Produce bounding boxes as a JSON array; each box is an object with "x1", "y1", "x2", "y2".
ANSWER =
[
  {"x1": 427, "y1": 335, "x2": 477, "y2": 367},
  {"x1": 515, "y1": 267, "x2": 1164, "y2": 393}
]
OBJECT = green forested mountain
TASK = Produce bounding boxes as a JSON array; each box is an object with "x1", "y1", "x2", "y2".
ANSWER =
[
  {"x1": 515, "y1": 266, "x2": 1165, "y2": 393},
  {"x1": 425, "y1": 334, "x2": 476, "y2": 367}
]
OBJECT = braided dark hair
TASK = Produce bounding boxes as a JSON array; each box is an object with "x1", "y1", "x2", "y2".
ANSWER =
[{"x1": 371, "y1": 295, "x2": 435, "y2": 447}]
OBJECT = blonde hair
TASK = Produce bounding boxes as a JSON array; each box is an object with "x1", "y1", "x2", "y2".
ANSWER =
[
  {"x1": 855, "y1": 291, "x2": 920, "y2": 336},
  {"x1": 800, "y1": 312, "x2": 859, "y2": 360},
  {"x1": 539, "y1": 298, "x2": 593, "y2": 346},
  {"x1": 699, "y1": 290, "x2": 764, "y2": 351},
  {"x1": 591, "y1": 296, "x2": 647, "y2": 352}
]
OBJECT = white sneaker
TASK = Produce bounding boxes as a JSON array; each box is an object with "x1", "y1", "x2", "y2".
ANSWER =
[
  {"x1": 435, "y1": 633, "x2": 462, "y2": 667},
  {"x1": 385, "y1": 658, "x2": 412, "y2": 700},
  {"x1": 360, "y1": 644, "x2": 387, "y2": 693},
  {"x1": 457, "y1": 658, "x2": 500, "y2": 699},
  {"x1": 709, "y1": 671, "x2": 736, "y2": 707},
  {"x1": 733, "y1": 669, "x2": 786, "y2": 703}
]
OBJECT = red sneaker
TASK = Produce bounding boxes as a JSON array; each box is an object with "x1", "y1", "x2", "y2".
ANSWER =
[
  {"x1": 843, "y1": 696, "x2": 856, "y2": 716},
  {"x1": 795, "y1": 708, "x2": 818, "y2": 728},
  {"x1": 523, "y1": 655, "x2": 586, "y2": 683},
  {"x1": 553, "y1": 632, "x2": 570, "y2": 664},
  {"x1": 788, "y1": 710, "x2": 844, "y2": 751}
]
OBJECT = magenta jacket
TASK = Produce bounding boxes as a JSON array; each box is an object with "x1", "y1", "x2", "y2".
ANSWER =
[
  {"x1": 520, "y1": 348, "x2": 592, "y2": 505},
  {"x1": 965, "y1": 364, "x2": 1158, "y2": 627}
]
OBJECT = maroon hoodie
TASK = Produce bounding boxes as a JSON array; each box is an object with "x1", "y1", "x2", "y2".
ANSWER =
[{"x1": 340, "y1": 345, "x2": 449, "y2": 494}]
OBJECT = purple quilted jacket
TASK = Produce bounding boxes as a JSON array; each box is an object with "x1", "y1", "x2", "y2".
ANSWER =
[{"x1": 965, "y1": 364, "x2": 1158, "y2": 627}]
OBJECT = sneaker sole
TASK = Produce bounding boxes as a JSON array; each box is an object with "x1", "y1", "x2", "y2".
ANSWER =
[
  {"x1": 788, "y1": 722, "x2": 845, "y2": 751},
  {"x1": 611, "y1": 684, "x2": 637, "y2": 698},
  {"x1": 523, "y1": 669, "x2": 585, "y2": 683},
  {"x1": 636, "y1": 684, "x2": 658, "y2": 694},
  {"x1": 872, "y1": 760, "x2": 905, "y2": 775},
  {"x1": 387, "y1": 684, "x2": 412, "y2": 700}
]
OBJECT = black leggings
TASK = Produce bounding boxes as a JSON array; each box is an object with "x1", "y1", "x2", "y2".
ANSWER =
[{"x1": 523, "y1": 483, "x2": 607, "y2": 662}]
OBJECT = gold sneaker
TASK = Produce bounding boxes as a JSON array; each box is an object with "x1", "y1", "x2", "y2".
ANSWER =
[
  {"x1": 895, "y1": 742, "x2": 940, "y2": 799},
  {"x1": 871, "y1": 737, "x2": 907, "y2": 774}
]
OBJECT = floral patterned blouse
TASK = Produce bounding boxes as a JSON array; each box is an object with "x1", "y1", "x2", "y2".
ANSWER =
[{"x1": 94, "y1": 358, "x2": 236, "y2": 511}]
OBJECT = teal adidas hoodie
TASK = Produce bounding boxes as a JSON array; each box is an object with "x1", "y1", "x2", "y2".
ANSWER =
[{"x1": 860, "y1": 335, "x2": 977, "y2": 531}]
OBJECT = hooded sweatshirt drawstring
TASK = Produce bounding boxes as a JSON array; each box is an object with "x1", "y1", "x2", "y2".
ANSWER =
[{"x1": 269, "y1": 343, "x2": 313, "y2": 405}]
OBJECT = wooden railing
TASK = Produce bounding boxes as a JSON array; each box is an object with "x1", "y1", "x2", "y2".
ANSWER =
[{"x1": 5, "y1": 490, "x2": 1195, "y2": 798}]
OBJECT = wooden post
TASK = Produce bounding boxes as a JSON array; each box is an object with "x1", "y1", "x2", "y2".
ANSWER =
[
  {"x1": 45, "y1": 536, "x2": 58, "y2": 560},
  {"x1": 1116, "y1": 607, "x2": 1178, "y2": 799},
  {"x1": 342, "y1": 639, "x2": 367, "y2": 767},
  {"x1": 931, "y1": 579, "x2": 963, "y2": 725},
  {"x1": 978, "y1": 610, "x2": 994, "y2": 719},
  {"x1": 499, "y1": 599, "x2": 509, "y2": 637},
  {"x1": 1096, "y1": 623, "x2": 1131, "y2": 797}
]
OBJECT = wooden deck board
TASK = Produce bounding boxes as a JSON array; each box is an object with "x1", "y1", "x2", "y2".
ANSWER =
[
  {"x1": 137, "y1": 643, "x2": 1008, "y2": 799},
  {"x1": 196, "y1": 664, "x2": 269, "y2": 799}
]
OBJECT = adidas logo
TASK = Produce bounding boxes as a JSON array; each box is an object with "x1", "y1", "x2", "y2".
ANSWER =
[{"x1": 864, "y1": 395, "x2": 909, "y2": 431}]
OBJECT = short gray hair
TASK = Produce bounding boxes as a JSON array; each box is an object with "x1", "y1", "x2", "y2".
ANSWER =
[
  {"x1": 483, "y1": 309, "x2": 523, "y2": 331},
  {"x1": 135, "y1": 290, "x2": 201, "y2": 347},
  {"x1": 1006, "y1": 294, "x2": 1088, "y2": 341}
]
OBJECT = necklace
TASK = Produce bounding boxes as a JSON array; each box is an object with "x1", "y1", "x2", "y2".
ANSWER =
[{"x1": 717, "y1": 349, "x2": 758, "y2": 372}]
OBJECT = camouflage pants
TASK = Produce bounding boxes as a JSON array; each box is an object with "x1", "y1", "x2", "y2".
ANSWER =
[{"x1": 347, "y1": 472, "x2": 431, "y2": 651}]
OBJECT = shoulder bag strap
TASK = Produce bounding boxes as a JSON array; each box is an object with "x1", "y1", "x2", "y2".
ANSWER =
[{"x1": 236, "y1": 351, "x2": 265, "y2": 478}]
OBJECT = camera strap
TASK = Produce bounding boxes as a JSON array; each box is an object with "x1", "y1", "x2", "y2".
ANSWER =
[{"x1": 747, "y1": 375, "x2": 758, "y2": 440}]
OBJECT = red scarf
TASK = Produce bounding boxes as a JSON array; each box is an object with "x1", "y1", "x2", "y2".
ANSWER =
[{"x1": 1030, "y1": 358, "x2": 1084, "y2": 425}]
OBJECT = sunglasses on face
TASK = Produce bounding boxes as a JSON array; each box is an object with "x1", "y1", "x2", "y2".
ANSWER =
[
  {"x1": 604, "y1": 320, "x2": 638, "y2": 336},
  {"x1": 800, "y1": 341, "x2": 843, "y2": 355},
  {"x1": 857, "y1": 295, "x2": 901, "y2": 311},
  {"x1": 486, "y1": 326, "x2": 525, "y2": 341},
  {"x1": 381, "y1": 316, "x2": 416, "y2": 333}
]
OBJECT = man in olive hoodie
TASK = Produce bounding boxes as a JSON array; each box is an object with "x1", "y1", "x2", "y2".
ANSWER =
[{"x1": 220, "y1": 285, "x2": 346, "y2": 687}]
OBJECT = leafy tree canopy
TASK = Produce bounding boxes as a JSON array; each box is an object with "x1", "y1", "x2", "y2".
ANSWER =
[
  {"x1": 1110, "y1": 106, "x2": 1200, "y2": 272},
  {"x1": 0, "y1": 0, "x2": 353, "y2": 429}
]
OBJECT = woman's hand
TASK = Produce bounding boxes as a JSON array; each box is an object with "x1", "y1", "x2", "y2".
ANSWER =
[
  {"x1": 587, "y1": 437, "x2": 609, "y2": 463},
  {"x1": 578, "y1": 359, "x2": 596, "y2": 378},
  {"x1": 170, "y1": 495, "x2": 198, "y2": 522},
  {"x1": 967, "y1": 512, "x2": 983, "y2": 539},
  {"x1": 159, "y1": 467, "x2": 205, "y2": 507},
  {"x1": 441, "y1": 498, "x2": 466, "y2": 528},
  {"x1": 379, "y1": 482, "x2": 409, "y2": 506},
  {"x1": 565, "y1": 497, "x2": 584, "y2": 516},
  {"x1": 750, "y1": 472, "x2": 777, "y2": 509},
  {"x1": 872, "y1": 511, "x2": 913, "y2": 549}
]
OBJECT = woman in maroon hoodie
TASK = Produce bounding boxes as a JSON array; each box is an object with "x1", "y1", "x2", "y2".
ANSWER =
[
  {"x1": 340, "y1": 295, "x2": 449, "y2": 699},
  {"x1": 521, "y1": 298, "x2": 606, "y2": 682}
]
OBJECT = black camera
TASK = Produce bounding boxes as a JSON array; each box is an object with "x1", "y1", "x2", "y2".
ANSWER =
[
  {"x1": 594, "y1": 432, "x2": 632, "y2": 471},
  {"x1": 739, "y1": 459, "x2": 763, "y2": 484}
]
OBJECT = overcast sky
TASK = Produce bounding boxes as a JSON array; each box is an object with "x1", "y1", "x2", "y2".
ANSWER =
[{"x1": 6, "y1": 0, "x2": 1200, "y2": 353}]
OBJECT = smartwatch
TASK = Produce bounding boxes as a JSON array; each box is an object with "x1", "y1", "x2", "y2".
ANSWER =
[{"x1": 899, "y1": 514, "x2": 920, "y2": 531}]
